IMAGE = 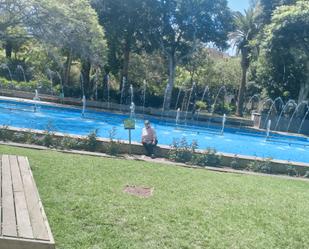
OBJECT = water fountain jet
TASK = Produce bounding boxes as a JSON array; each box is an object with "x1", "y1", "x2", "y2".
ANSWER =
[
  {"x1": 142, "y1": 80, "x2": 147, "y2": 114},
  {"x1": 17, "y1": 65, "x2": 26, "y2": 82},
  {"x1": 211, "y1": 86, "x2": 226, "y2": 114},
  {"x1": 263, "y1": 97, "x2": 284, "y2": 129},
  {"x1": 106, "y1": 74, "x2": 110, "y2": 109},
  {"x1": 298, "y1": 108, "x2": 309, "y2": 134},
  {"x1": 82, "y1": 95, "x2": 86, "y2": 117},
  {"x1": 0, "y1": 64, "x2": 13, "y2": 83},
  {"x1": 56, "y1": 71, "x2": 64, "y2": 98},
  {"x1": 266, "y1": 120, "x2": 271, "y2": 140},
  {"x1": 176, "y1": 108, "x2": 180, "y2": 126},
  {"x1": 287, "y1": 101, "x2": 309, "y2": 132},
  {"x1": 184, "y1": 82, "x2": 196, "y2": 123},
  {"x1": 120, "y1": 77, "x2": 126, "y2": 109},
  {"x1": 196, "y1": 85, "x2": 209, "y2": 121},
  {"x1": 220, "y1": 114, "x2": 226, "y2": 135},
  {"x1": 130, "y1": 102, "x2": 135, "y2": 119},
  {"x1": 33, "y1": 89, "x2": 40, "y2": 112},
  {"x1": 274, "y1": 99, "x2": 297, "y2": 131},
  {"x1": 80, "y1": 72, "x2": 85, "y2": 97},
  {"x1": 161, "y1": 85, "x2": 169, "y2": 119}
]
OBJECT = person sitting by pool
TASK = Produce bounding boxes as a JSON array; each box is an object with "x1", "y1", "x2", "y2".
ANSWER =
[{"x1": 141, "y1": 120, "x2": 157, "y2": 158}]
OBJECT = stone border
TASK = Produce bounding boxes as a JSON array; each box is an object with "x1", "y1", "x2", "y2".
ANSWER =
[
  {"x1": 0, "y1": 141, "x2": 308, "y2": 182},
  {"x1": 0, "y1": 126, "x2": 309, "y2": 177}
]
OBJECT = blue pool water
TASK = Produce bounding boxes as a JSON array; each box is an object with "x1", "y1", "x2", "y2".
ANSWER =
[{"x1": 0, "y1": 98, "x2": 308, "y2": 163}]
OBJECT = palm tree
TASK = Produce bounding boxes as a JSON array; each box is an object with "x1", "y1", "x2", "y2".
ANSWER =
[{"x1": 230, "y1": 8, "x2": 258, "y2": 116}]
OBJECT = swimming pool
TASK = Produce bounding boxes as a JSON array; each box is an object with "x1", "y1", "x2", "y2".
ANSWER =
[{"x1": 0, "y1": 98, "x2": 308, "y2": 163}]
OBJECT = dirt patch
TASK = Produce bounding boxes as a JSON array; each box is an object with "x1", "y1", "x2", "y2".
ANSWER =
[{"x1": 123, "y1": 185, "x2": 154, "y2": 198}]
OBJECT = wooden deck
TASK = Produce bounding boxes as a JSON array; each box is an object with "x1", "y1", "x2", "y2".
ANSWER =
[{"x1": 0, "y1": 155, "x2": 55, "y2": 249}]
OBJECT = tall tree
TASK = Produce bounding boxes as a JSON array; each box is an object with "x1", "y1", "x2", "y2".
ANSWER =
[
  {"x1": 92, "y1": 0, "x2": 157, "y2": 87},
  {"x1": 229, "y1": 8, "x2": 258, "y2": 116},
  {"x1": 258, "y1": 0, "x2": 296, "y2": 25},
  {"x1": 27, "y1": 0, "x2": 107, "y2": 95},
  {"x1": 258, "y1": 0, "x2": 309, "y2": 103},
  {"x1": 156, "y1": 0, "x2": 233, "y2": 110}
]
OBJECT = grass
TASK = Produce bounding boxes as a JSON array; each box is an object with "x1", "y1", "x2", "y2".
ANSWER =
[{"x1": 0, "y1": 145, "x2": 309, "y2": 249}]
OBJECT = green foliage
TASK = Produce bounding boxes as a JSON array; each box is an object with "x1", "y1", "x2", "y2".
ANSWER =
[
  {"x1": 229, "y1": 7, "x2": 260, "y2": 116},
  {"x1": 59, "y1": 136, "x2": 79, "y2": 150},
  {"x1": 230, "y1": 157, "x2": 244, "y2": 170},
  {"x1": 168, "y1": 137, "x2": 198, "y2": 163},
  {"x1": 0, "y1": 77, "x2": 58, "y2": 94},
  {"x1": 286, "y1": 165, "x2": 298, "y2": 176},
  {"x1": 195, "y1": 101, "x2": 207, "y2": 110},
  {"x1": 257, "y1": 1, "x2": 309, "y2": 103},
  {"x1": 213, "y1": 102, "x2": 236, "y2": 115},
  {"x1": 83, "y1": 129, "x2": 99, "y2": 152},
  {"x1": 190, "y1": 148, "x2": 221, "y2": 167},
  {"x1": 157, "y1": 0, "x2": 234, "y2": 109},
  {"x1": 105, "y1": 127, "x2": 120, "y2": 156},
  {"x1": 0, "y1": 126, "x2": 12, "y2": 141},
  {"x1": 246, "y1": 158, "x2": 273, "y2": 174},
  {"x1": 168, "y1": 137, "x2": 221, "y2": 167},
  {"x1": 93, "y1": 0, "x2": 156, "y2": 78},
  {"x1": 42, "y1": 131, "x2": 55, "y2": 148}
]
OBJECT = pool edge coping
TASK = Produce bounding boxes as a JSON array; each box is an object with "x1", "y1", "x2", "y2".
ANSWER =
[
  {"x1": 1, "y1": 125, "x2": 309, "y2": 169},
  {"x1": 0, "y1": 140, "x2": 308, "y2": 182}
]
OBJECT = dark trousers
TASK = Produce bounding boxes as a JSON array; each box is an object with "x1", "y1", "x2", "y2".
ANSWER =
[{"x1": 142, "y1": 140, "x2": 157, "y2": 156}]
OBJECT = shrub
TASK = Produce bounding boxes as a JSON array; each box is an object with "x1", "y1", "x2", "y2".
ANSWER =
[
  {"x1": 168, "y1": 137, "x2": 198, "y2": 163},
  {"x1": 212, "y1": 102, "x2": 235, "y2": 115},
  {"x1": 230, "y1": 157, "x2": 243, "y2": 170},
  {"x1": 82, "y1": 129, "x2": 99, "y2": 151},
  {"x1": 191, "y1": 148, "x2": 221, "y2": 167},
  {"x1": 195, "y1": 101, "x2": 207, "y2": 110},
  {"x1": 42, "y1": 131, "x2": 55, "y2": 147},
  {"x1": 12, "y1": 132, "x2": 27, "y2": 143},
  {"x1": 105, "y1": 127, "x2": 121, "y2": 155},
  {"x1": 24, "y1": 131, "x2": 39, "y2": 145},
  {"x1": 59, "y1": 136, "x2": 79, "y2": 150},
  {"x1": 0, "y1": 77, "x2": 57, "y2": 95},
  {"x1": 246, "y1": 159, "x2": 272, "y2": 174},
  {"x1": 286, "y1": 166, "x2": 298, "y2": 176},
  {"x1": 304, "y1": 171, "x2": 309, "y2": 178},
  {"x1": 0, "y1": 126, "x2": 12, "y2": 141}
]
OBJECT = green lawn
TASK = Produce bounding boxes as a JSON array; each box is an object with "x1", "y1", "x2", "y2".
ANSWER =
[{"x1": 0, "y1": 145, "x2": 309, "y2": 249}]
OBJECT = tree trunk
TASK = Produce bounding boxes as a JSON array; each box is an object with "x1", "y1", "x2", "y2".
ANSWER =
[
  {"x1": 5, "y1": 41, "x2": 12, "y2": 58},
  {"x1": 63, "y1": 49, "x2": 73, "y2": 86},
  {"x1": 236, "y1": 51, "x2": 249, "y2": 116},
  {"x1": 298, "y1": 61, "x2": 309, "y2": 104},
  {"x1": 81, "y1": 59, "x2": 91, "y2": 98},
  {"x1": 163, "y1": 53, "x2": 176, "y2": 110},
  {"x1": 120, "y1": 39, "x2": 131, "y2": 92}
]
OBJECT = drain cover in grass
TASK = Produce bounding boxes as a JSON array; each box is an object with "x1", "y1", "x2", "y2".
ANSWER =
[{"x1": 123, "y1": 185, "x2": 153, "y2": 198}]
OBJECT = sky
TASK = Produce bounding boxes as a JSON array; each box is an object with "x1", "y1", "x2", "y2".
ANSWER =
[{"x1": 228, "y1": 0, "x2": 250, "y2": 12}]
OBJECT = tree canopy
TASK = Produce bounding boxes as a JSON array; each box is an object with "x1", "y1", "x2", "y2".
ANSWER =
[
  {"x1": 156, "y1": 0, "x2": 234, "y2": 109},
  {"x1": 258, "y1": 0, "x2": 309, "y2": 103}
]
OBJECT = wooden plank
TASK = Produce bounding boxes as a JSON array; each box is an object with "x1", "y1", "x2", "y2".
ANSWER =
[
  {"x1": 18, "y1": 156, "x2": 50, "y2": 241},
  {"x1": 0, "y1": 236, "x2": 55, "y2": 249},
  {"x1": 23, "y1": 156, "x2": 56, "y2": 244},
  {"x1": 9, "y1": 155, "x2": 34, "y2": 239},
  {"x1": 1, "y1": 154, "x2": 17, "y2": 237}
]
